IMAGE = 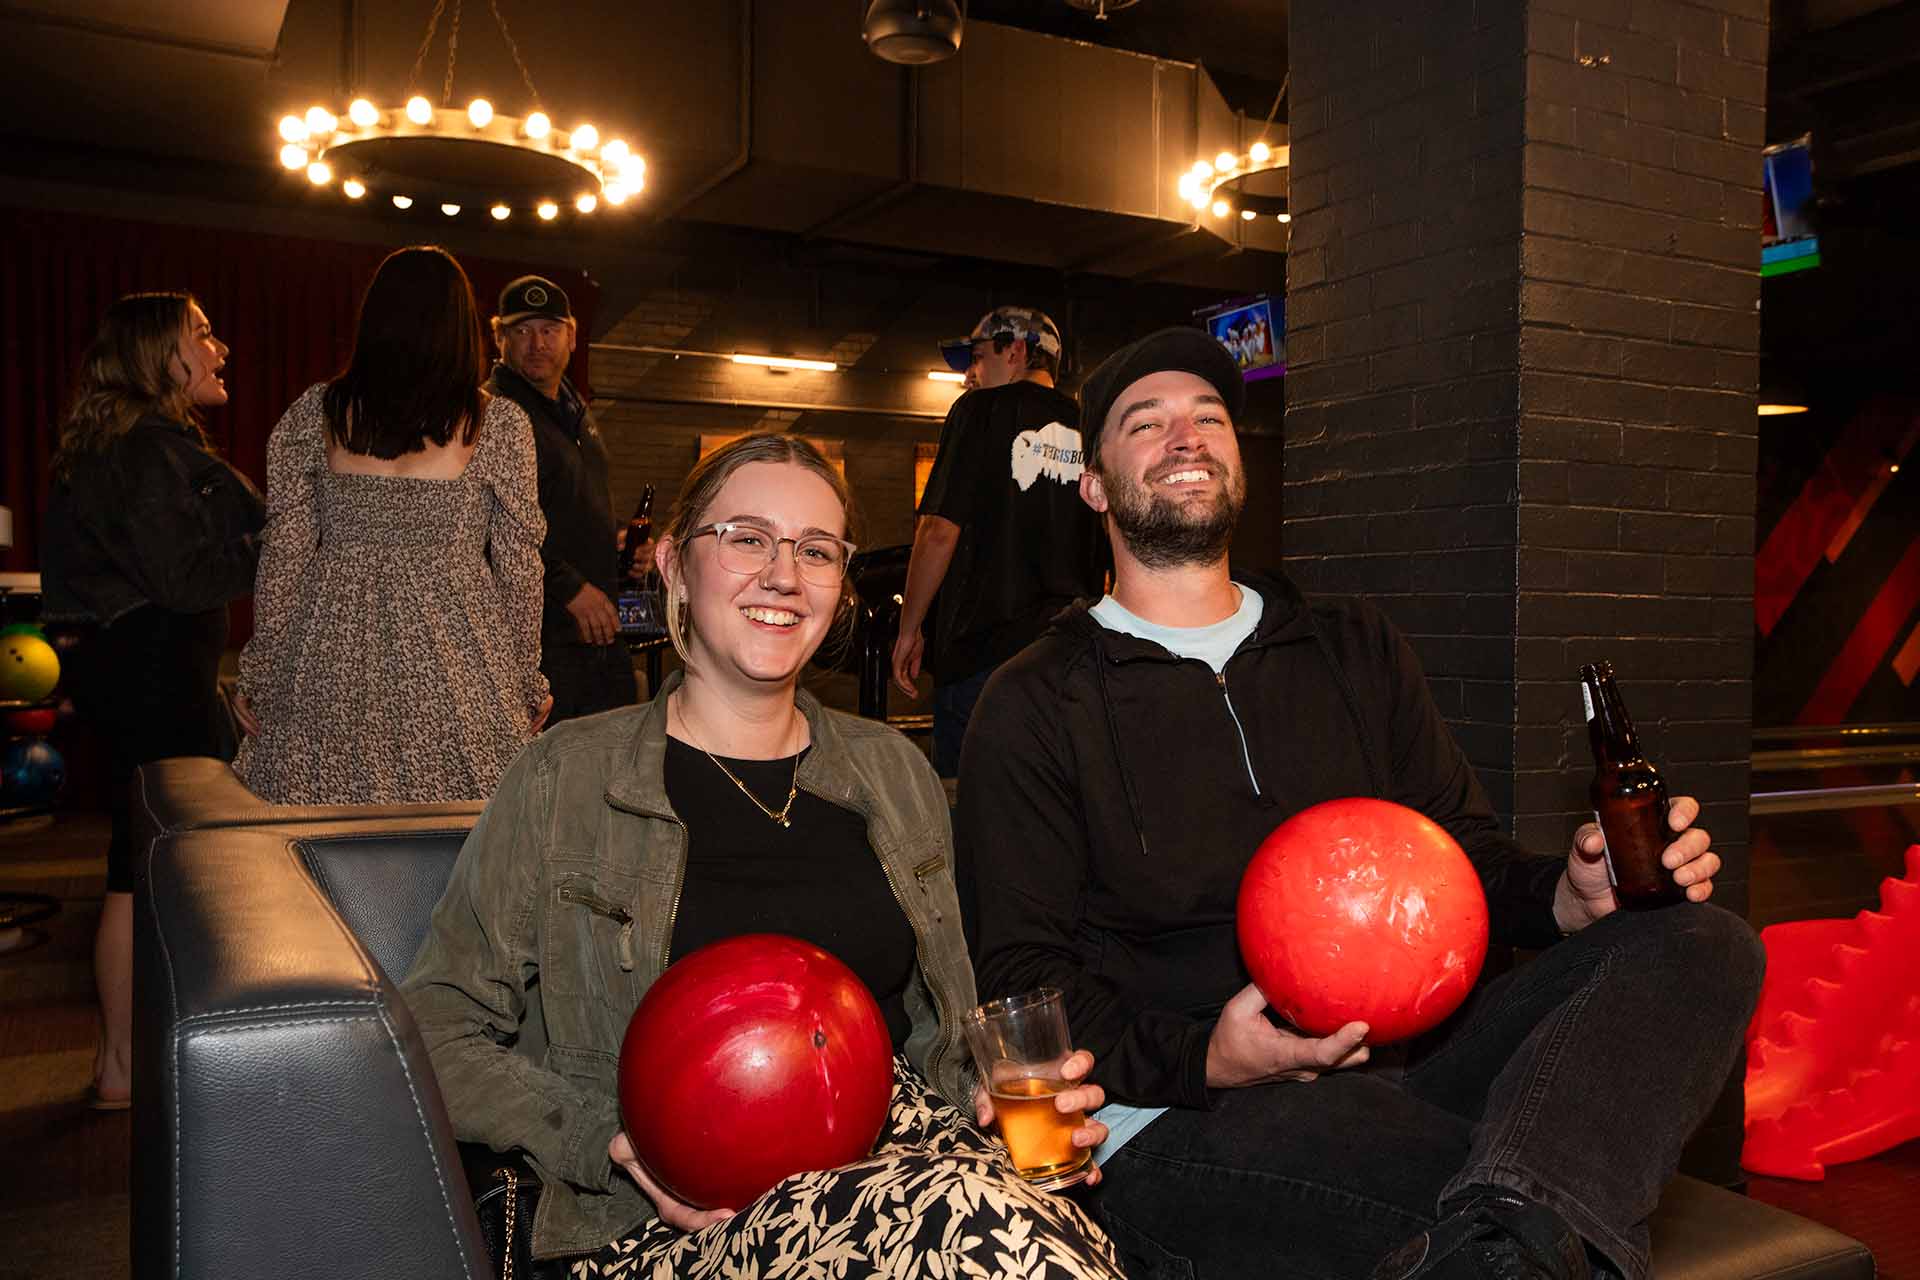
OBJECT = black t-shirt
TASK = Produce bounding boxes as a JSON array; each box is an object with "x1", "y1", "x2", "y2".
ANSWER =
[
  {"x1": 917, "y1": 381, "x2": 1105, "y2": 681},
  {"x1": 662, "y1": 739, "x2": 918, "y2": 1049}
]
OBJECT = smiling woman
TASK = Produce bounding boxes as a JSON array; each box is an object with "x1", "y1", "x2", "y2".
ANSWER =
[{"x1": 402, "y1": 430, "x2": 1127, "y2": 1277}]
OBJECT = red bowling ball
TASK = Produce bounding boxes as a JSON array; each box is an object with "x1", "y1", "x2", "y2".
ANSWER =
[
  {"x1": 1237, "y1": 797, "x2": 1489, "y2": 1045},
  {"x1": 617, "y1": 934, "x2": 894, "y2": 1211}
]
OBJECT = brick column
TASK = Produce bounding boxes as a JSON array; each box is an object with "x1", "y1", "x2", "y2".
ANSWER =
[{"x1": 1287, "y1": 0, "x2": 1766, "y2": 1181}]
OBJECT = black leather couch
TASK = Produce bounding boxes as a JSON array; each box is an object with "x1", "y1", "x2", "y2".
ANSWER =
[{"x1": 131, "y1": 758, "x2": 1875, "y2": 1279}]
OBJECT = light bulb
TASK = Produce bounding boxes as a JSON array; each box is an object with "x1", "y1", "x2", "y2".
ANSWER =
[
  {"x1": 601, "y1": 139, "x2": 629, "y2": 165},
  {"x1": 1177, "y1": 174, "x2": 1197, "y2": 200},
  {"x1": 1241, "y1": 208, "x2": 1255, "y2": 221},
  {"x1": 1277, "y1": 212, "x2": 1292, "y2": 223},
  {"x1": 524, "y1": 111, "x2": 551, "y2": 139},
  {"x1": 1189, "y1": 191, "x2": 1209, "y2": 210},
  {"x1": 392, "y1": 194, "x2": 414, "y2": 209},
  {"x1": 604, "y1": 183, "x2": 629, "y2": 205},
  {"x1": 342, "y1": 178, "x2": 366, "y2": 199},
  {"x1": 279, "y1": 144, "x2": 309, "y2": 171},
  {"x1": 1249, "y1": 141, "x2": 1272, "y2": 163},
  {"x1": 537, "y1": 200, "x2": 559, "y2": 220},
  {"x1": 440, "y1": 203, "x2": 461, "y2": 217},
  {"x1": 306, "y1": 161, "x2": 332, "y2": 185},
  {"x1": 575, "y1": 193, "x2": 598, "y2": 213},
  {"x1": 406, "y1": 96, "x2": 433, "y2": 125},
  {"x1": 1191, "y1": 159, "x2": 1213, "y2": 177},
  {"x1": 348, "y1": 98, "x2": 380, "y2": 127},
  {"x1": 1211, "y1": 199, "x2": 1230, "y2": 218},
  {"x1": 490, "y1": 204, "x2": 511, "y2": 221},
  {"x1": 305, "y1": 107, "x2": 337, "y2": 136},
  {"x1": 570, "y1": 123, "x2": 598, "y2": 151},
  {"x1": 278, "y1": 115, "x2": 309, "y2": 144},
  {"x1": 468, "y1": 98, "x2": 493, "y2": 128},
  {"x1": 1215, "y1": 150, "x2": 1237, "y2": 171}
]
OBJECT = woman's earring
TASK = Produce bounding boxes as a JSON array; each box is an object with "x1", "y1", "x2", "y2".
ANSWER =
[{"x1": 676, "y1": 582, "x2": 688, "y2": 603}]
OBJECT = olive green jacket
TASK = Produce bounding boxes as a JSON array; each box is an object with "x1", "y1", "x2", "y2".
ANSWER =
[{"x1": 402, "y1": 674, "x2": 978, "y2": 1259}]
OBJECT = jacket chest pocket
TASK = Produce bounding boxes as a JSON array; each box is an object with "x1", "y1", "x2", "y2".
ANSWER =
[
  {"x1": 902, "y1": 840, "x2": 962, "y2": 932},
  {"x1": 542, "y1": 874, "x2": 642, "y2": 1056}
]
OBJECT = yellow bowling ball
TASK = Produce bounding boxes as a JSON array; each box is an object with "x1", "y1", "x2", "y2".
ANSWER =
[{"x1": 0, "y1": 633, "x2": 60, "y2": 702}]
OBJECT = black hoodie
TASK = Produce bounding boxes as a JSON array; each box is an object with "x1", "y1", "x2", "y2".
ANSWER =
[{"x1": 962, "y1": 570, "x2": 1567, "y2": 1110}]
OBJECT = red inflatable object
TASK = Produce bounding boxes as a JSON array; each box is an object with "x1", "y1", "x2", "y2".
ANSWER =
[
  {"x1": 617, "y1": 933, "x2": 894, "y2": 1210},
  {"x1": 1743, "y1": 844, "x2": 1920, "y2": 1181},
  {"x1": 1237, "y1": 798, "x2": 1489, "y2": 1045}
]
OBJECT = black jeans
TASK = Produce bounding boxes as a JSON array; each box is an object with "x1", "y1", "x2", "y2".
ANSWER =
[
  {"x1": 541, "y1": 640, "x2": 639, "y2": 726},
  {"x1": 1090, "y1": 903, "x2": 1765, "y2": 1280}
]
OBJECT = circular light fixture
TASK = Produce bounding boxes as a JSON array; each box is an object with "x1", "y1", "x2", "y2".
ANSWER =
[
  {"x1": 570, "y1": 123, "x2": 598, "y2": 152},
  {"x1": 440, "y1": 202, "x2": 461, "y2": 216},
  {"x1": 1215, "y1": 151, "x2": 1238, "y2": 171},
  {"x1": 1277, "y1": 212, "x2": 1292, "y2": 223},
  {"x1": 575, "y1": 193, "x2": 597, "y2": 213},
  {"x1": 491, "y1": 203, "x2": 511, "y2": 220},
  {"x1": 406, "y1": 96, "x2": 434, "y2": 125},
  {"x1": 1250, "y1": 141, "x2": 1272, "y2": 163},
  {"x1": 1178, "y1": 141, "x2": 1290, "y2": 228},
  {"x1": 1211, "y1": 199, "x2": 1230, "y2": 218},
  {"x1": 392, "y1": 194, "x2": 414, "y2": 209},
  {"x1": 524, "y1": 111, "x2": 551, "y2": 139},
  {"x1": 306, "y1": 107, "x2": 338, "y2": 137},
  {"x1": 348, "y1": 98, "x2": 380, "y2": 128},
  {"x1": 279, "y1": 143, "x2": 309, "y2": 170},
  {"x1": 467, "y1": 98, "x2": 494, "y2": 128},
  {"x1": 278, "y1": 115, "x2": 309, "y2": 144},
  {"x1": 343, "y1": 178, "x2": 367, "y2": 199},
  {"x1": 306, "y1": 161, "x2": 333, "y2": 185},
  {"x1": 1241, "y1": 209, "x2": 1256, "y2": 221},
  {"x1": 537, "y1": 200, "x2": 559, "y2": 220}
]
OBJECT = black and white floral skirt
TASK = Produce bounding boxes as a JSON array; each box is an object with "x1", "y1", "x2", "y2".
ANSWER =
[{"x1": 571, "y1": 1056, "x2": 1123, "y2": 1279}]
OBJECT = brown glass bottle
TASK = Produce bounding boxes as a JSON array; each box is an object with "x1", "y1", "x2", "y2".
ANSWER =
[
  {"x1": 1579, "y1": 662, "x2": 1685, "y2": 910},
  {"x1": 619, "y1": 484, "x2": 655, "y2": 589}
]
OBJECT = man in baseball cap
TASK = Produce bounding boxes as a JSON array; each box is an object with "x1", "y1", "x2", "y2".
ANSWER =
[
  {"x1": 487, "y1": 274, "x2": 638, "y2": 723},
  {"x1": 961, "y1": 326, "x2": 1749, "y2": 1280},
  {"x1": 894, "y1": 304, "x2": 1103, "y2": 776}
]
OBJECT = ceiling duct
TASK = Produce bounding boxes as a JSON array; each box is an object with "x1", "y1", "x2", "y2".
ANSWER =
[{"x1": 862, "y1": 0, "x2": 964, "y2": 65}]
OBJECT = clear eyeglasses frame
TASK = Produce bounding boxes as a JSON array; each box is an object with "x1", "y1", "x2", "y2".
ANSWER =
[{"x1": 684, "y1": 522, "x2": 857, "y2": 587}]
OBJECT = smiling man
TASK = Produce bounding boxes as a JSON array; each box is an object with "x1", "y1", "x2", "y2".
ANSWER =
[
  {"x1": 891, "y1": 306, "x2": 1104, "y2": 776},
  {"x1": 961, "y1": 326, "x2": 1762, "y2": 1280},
  {"x1": 487, "y1": 275, "x2": 637, "y2": 725}
]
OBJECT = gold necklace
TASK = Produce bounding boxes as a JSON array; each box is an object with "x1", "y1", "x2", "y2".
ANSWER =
[
  {"x1": 676, "y1": 696, "x2": 802, "y2": 828},
  {"x1": 703, "y1": 747, "x2": 800, "y2": 828}
]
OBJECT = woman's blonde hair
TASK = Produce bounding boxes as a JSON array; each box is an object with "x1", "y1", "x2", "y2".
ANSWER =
[
  {"x1": 54, "y1": 292, "x2": 207, "y2": 480},
  {"x1": 658, "y1": 433, "x2": 859, "y2": 673}
]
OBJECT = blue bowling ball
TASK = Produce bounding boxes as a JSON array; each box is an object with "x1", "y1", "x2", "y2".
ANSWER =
[{"x1": 1, "y1": 739, "x2": 65, "y2": 805}]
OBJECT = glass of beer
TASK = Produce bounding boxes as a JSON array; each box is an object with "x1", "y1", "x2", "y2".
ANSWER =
[{"x1": 963, "y1": 988, "x2": 1092, "y2": 1191}]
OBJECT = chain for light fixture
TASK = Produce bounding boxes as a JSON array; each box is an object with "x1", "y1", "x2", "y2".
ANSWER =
[{"x1": 1177, "y1": 76, "x2": 1291, "y2": 226}]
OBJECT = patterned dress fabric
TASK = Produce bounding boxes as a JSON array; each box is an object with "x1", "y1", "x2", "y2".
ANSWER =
[
  {"x1": 572, "y1": 1057, "x2": 1124, "y2": 1280},
  {"x1": 234, "y1": 384, "x2": 549, "y2": 804}
]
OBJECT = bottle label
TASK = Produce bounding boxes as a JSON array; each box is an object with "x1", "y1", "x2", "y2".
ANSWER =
[
  {"x1": 1581, "y1": 684, "x2": 1595, "y2": 723},
  {"x1": 1592, "y1": 810, "x2": 1618, "y2": 888}
]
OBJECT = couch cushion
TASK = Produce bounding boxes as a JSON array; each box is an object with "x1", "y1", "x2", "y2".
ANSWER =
[
  {"x1": 1649, "y1": 1176, "x2": 1873, "y2": 1279},
  {"x1": 298, "y1": 831, "x2": 470, "y2": 983}
]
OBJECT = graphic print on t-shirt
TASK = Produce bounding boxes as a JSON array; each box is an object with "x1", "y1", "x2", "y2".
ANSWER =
[{"x1": 1010, "y1": 421, "x2": 1086, "y2": 492}]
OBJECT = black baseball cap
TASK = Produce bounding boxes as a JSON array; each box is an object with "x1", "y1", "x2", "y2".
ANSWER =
[
  {"x1": 1077, "y1": 326, "x2": 1245, "y2": 465},
  {"x1": 497, "y1": 275, "x2": 572, "y2": 325}
]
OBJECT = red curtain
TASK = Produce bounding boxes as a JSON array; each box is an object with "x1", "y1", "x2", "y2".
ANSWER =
[{"x1": 1, "y1": 207, "x2": 596, "y2": 594}]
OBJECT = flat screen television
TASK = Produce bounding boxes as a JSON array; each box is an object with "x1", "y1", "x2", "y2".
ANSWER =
[
  {"x1": 1194, "y1": 295, "x2": 1284, "y2": 382},
  {"x1": 1762, "y1": 135, "x2": 1820, "y2": 278}
]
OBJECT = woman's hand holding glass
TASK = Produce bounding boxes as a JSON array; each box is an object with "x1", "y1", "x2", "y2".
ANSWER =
[{"x1": 971, "y1": 1047, "x2": 1110, "y2": 1187}]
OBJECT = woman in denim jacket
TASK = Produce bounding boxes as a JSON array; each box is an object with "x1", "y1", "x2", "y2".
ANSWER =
[
  {"x1": 405, "y1": 434, "x2": 1122, "y2": 1279},
  {"x1": 40, "y1": 291, "x2": 265, "y2": 1110}
]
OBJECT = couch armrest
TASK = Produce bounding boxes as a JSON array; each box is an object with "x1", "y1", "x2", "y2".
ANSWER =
[
  {"x1": 133, "y1": 825, "x2": 488, "y2": 1280},
  {"x1": 132, "y1": 757, "x2": 487, "y2": 840}
]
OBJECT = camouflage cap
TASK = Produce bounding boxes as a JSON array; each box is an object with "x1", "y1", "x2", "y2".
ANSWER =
[{"x1": 938, "y1": 306, "x2": 1064, "y2": 372}]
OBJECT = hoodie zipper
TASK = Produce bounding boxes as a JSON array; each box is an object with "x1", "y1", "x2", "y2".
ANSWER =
[{"x1": 1216, "y1": 670, "x2": 1262, "y2": 797}]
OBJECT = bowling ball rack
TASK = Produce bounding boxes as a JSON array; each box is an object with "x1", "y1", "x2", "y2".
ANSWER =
[
  {"x1": 0, "y1": 696, "x2": 61, "y2": 822},
  {"x1": 0, "y1": 695, "x2": 60, "y2": 957}
]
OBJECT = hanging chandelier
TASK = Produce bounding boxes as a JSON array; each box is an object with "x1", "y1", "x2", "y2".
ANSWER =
[
  {"x1": 1176, "y1": 141, "x2": 1290, "y2": 226},
  {"x1": 273, "y1": 0, "x2": 644, "y2": 223}
]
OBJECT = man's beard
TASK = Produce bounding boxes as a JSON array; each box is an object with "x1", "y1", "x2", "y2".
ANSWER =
[{"x1": 1102, "y1": 456, "x2": 1244, "y2": 570}]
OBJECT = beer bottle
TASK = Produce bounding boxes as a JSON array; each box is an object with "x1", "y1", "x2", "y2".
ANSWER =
[
  {"x1": 1579, "y1": 662, "x2": 1685, "y2": 910},
  {"x1": 620, "y1": 484, "x2": 655, "y2": 589}
]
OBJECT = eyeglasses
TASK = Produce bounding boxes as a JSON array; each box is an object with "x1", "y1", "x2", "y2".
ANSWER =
[{"x1": 685, "y1": 522, "x2": 857, "y2": 587}]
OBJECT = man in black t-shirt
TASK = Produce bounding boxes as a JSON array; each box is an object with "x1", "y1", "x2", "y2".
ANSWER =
[{"x1": 891, "y1": 306, "x2": 1104, "y2": 775}]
